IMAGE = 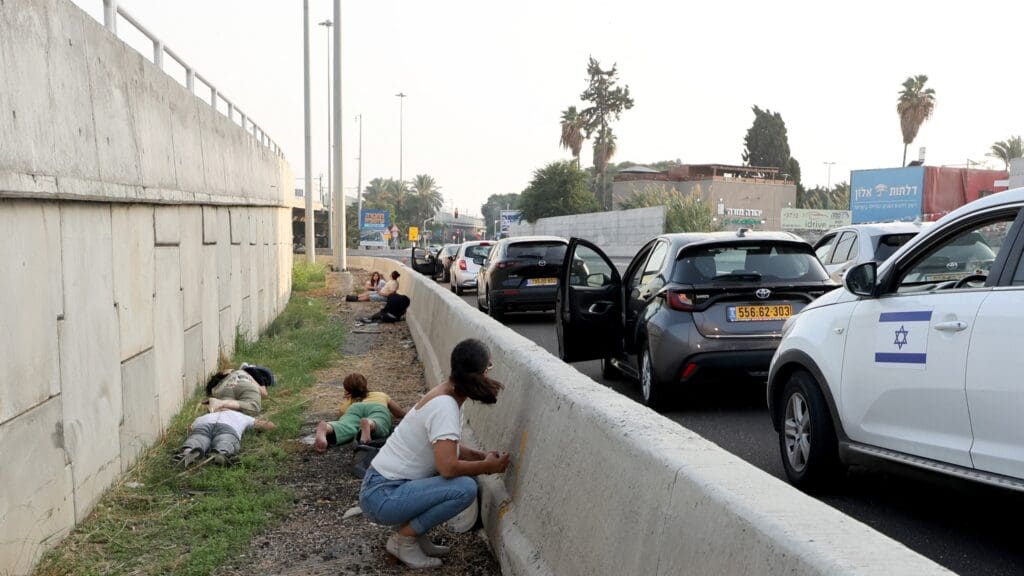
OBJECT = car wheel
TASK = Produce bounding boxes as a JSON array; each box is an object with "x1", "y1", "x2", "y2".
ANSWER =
[
  {"x1": 601, "y1": 357, "x2": 620, "y2": 380},
  {"x1": 778, "y1": 371, "x2": 841, "y2": 491},
  {"x1": 450, "y1": 280, "x2": 456, "y2": 293},
  {"x1": 639, "y1": 346, "x2": 668, "y2": 411},
  {"x1": 487, "y1": 291, "x2": 503, "y2": 322},
  {"x1": 455, "y1": 284, "x2": 464, "y2": 296}
]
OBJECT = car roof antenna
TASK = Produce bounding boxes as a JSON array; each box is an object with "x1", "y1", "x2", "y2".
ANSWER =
[{"x1": 736, "y1": 228, "x2": 750, "y2": 238}]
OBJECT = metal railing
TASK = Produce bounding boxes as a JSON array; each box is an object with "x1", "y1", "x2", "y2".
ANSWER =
[{"x1": 101, "y1": 0, "x2": 283, "y2": 157}]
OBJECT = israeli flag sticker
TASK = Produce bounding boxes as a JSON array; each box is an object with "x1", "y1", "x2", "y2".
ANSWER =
[{"x1": 875, "y1": 310, "x2": 932, "y2": 367}]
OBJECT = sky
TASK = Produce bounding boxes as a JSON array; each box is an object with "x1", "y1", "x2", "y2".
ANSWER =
[{"x1": 71, "y1": 0, "x2": 1024, "y2": 217}]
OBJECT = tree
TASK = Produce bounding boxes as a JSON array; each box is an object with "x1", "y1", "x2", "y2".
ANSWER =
[
  {"x1": 797, "y1": 182, "x2": 850, "y2": 210},
  {"x1": 619, "y1": 183, "x2": 722, "y2": 233},
  {"x1": 480, "y1": 193, "x2": 521, "y2": 237},
  {"x1": 559, "y1": 106, "x2": 585, "y2": 167},
  {"x1": 987, "y1": 136, "x2": 1024, "y2": 170},
  {"x1": 577, "y1": 57, "x2": 634, "y2": 210},
  {"x1": 410, "y1": 174, "x2": 444, "y2": 225},
  {"x1": 518, "y1": 161, "x2": 599, "y2": 222},
  {"x1": 742, "y1": 106, "x2": 801, "y2": 190},
  {"x1": 897, "y1": 75, "x2": 936, "y2": 167}
]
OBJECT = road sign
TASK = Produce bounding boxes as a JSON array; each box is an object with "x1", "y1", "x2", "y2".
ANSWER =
[{"x1": 408, "y1": 226, "x2": 419, "y2": 241}]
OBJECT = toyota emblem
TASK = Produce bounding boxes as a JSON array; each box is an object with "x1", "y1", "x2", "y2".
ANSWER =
[
  {"x1": 946, "y1": 261, "x2": 959, "y2": 271},
  {"x1": 755, "y1": 288, "x2": 771, "y2": 300},
  {"x1": 538, "y1": 260, "x2": 547, "y2": 267}
]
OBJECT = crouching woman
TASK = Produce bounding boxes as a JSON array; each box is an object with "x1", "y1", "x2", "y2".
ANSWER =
[{"x1": 359, "y1": 338, "x2": 509, "y2": 569}]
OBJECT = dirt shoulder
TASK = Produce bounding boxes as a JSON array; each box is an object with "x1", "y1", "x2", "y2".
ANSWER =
[{"x1": 218, "y1": 270, "x2": 500, "y2": 576}]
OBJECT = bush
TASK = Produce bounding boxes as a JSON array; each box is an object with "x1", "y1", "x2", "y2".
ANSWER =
[{"x1": 292, "y1": 261, "x2": 328, "y2": 291}]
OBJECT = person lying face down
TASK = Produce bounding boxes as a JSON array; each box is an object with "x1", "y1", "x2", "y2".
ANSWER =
[
  {"x1": 204, "y1": 364, "x2": 275, "y2": 416},
  {"x1": 313, "y1": 373, "x2": 407, "y2": 453},
  {"x1": 175, "y1": 409, "x2": 275, "y2": 467}
]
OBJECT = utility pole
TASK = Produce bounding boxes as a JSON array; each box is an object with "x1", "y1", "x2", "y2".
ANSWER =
[
  {"x1": 823, "y1": 161, "x2": 836, "y2": 210},
  {"x1": 396, "y1": 92, "x2": 407, "y2": 182},
  {"x1": 332, "y1": 0, "x2": 345, "y2": 270},
  {"x1": 318, "y1": 19, "x2": 333, "y2": 250},
  {"x1": 356, "y1": 114, "x2": 363, "y2": 235},
  {"x1": 302, "y1": 0, "x2": 315, "y2": 263}
]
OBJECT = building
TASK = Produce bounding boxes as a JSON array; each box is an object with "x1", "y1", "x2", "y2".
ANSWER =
[
  {"x1": 290, "y1": 184, "x2": 358, "y2": 250},
  {"x1": 1011, "y1": 158, "x2": 1024, "y2": 189},
  {"x1": 849, "y1": 165, "x2": 1008, "y2": 224},
  {"x1": 613, "y1": 164, "x2": 798, "y2": 231}
]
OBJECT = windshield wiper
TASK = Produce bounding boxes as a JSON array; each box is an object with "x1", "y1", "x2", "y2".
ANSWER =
[{"x1": 711, "y1": 272, "x2": 762, "y2": 281}]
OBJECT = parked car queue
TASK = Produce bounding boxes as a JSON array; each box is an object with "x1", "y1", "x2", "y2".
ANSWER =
[{"x1": 409, "y1": 189, "x2": 1024, "y2": 495}]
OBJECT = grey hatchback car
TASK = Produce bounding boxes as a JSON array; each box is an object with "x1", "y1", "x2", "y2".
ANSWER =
[{"x1": 556, "y1": 232, "x2": 838, "y2": 410}]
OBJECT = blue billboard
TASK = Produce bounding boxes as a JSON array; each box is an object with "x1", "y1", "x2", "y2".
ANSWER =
[
  {"x1": 850, "y1": 167, "x2": 924, "y2": 223},
  {"x1": 360, "y1": 209, "x2": 390, "y2": 231}
]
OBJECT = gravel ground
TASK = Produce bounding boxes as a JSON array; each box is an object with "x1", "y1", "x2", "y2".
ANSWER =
[{"x1": 218, "y1": 271, "x2": 500, "y2": 576}]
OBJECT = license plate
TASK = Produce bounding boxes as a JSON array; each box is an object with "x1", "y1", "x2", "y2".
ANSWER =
[
  {"x1": 526, "y1": 277, "x2": 557, "y2": 286},
  {"x1": 727, "y1": 304, "x2": 792, "y2": 322}
]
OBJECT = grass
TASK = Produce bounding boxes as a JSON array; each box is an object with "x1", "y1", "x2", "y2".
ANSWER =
[
  {"x1": 291, "y1": 261, "x2": 328, "y2": 292},
  {"x1": 35, "y1": 293, "x2": 345, "y2": 576}
]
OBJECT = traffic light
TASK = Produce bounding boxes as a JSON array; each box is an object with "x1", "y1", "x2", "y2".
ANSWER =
[{"x1": 454, "y1": 208, "x2": 459, "y2": 219}]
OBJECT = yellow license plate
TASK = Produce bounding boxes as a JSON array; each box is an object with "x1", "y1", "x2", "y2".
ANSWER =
[
  {"x1": 527, "y1": 277, "x2": 557, "y2": 286},
  {"x1": 728, "y1": 304, "x2": 792, "y2": 322}
]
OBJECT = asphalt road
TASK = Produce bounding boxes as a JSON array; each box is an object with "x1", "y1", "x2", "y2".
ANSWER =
[{"x1": 449, "y1": 285, "x2": 1024, "y2": 576}]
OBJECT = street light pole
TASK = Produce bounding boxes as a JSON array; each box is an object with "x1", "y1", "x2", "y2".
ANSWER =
[
  {"x1": 302, "y1": 0, "x2": 315, "y2": 263},
  {"x1": 396, "y1": 92, "x2": 406, "y2": 182},
  {"x1": 332, "y1": 0, "x2": 345, "y2": 270},
  {"x1": 823, "y1": 161, "x2": 836, "y2": 210},
  {"x1": 318, "y1": 19, "x2": 333, "y2": 250},
  {"x1": 356, "y1": 114, "x2": 363, "y2": 235}
]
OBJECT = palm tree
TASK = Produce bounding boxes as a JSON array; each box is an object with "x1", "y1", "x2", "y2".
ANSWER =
[
  {"x1": 411, "y1": 174, "x2": 444, "y2": 223},
  {"x1": 559, "y1": 106, "x2": 585, "y2": 167},
  {"x1": 386, "y1": 179, "x2": 411, "y2": 224},
  {"x1": 592, "y1": 128, "x2": 617, "y2": 209},
  {"x1": 896, "y1": 75, "x2": 937, "y2": 167},
  {"x1": 987, "y1": 136, "x2": 1024, "y2": 170}
]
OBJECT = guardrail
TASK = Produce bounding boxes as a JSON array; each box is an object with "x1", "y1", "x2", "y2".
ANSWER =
[{"x1": 100, "y1": 0, "x2": 283, "y2": 158}]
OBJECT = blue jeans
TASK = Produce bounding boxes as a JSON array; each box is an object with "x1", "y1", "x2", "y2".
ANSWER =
[
  {"x1": 359, "y1": 468, "x2": 477, "y2": 535},
  {"x1": 368, "y1": 292, "x2": 385, "y2": 302}
]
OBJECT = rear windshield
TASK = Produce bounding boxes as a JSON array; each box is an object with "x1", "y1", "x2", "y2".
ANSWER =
[
  {"x1": 464, "y1": 244, "x2": 492, "y2": 259},
  {"x1": 445, "y1": 245, "x2": 459, "y2": 256},
  {"x1": 671, "y1": 243, "x2": 829, "y2": 283},
  {"x1": 873, "y1": 233, "x2": 916, "y2": 262},
  {"x1": 505, "y1": 241, "x2": 567, "y2": 261}
]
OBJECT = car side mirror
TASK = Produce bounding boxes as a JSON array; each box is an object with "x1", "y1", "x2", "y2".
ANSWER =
[
  {"x1": 845, "y1": 262, "x2": 878, "y2": 297},
  {"x1": 586, "y1": 272, "x2": 609, "y2": 287}
]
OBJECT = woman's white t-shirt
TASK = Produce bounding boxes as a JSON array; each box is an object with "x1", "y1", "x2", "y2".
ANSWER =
[{"x1": 372, "y1": 395, "x2": 461, "y2": 480}]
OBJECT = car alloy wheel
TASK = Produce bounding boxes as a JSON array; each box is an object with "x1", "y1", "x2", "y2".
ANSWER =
[
  {"x1": 783, "y1": 392, "x2": 811, "y2": 473},
  {"x1": 641, "y1": 351, "x2": 653, "y2": 402}
]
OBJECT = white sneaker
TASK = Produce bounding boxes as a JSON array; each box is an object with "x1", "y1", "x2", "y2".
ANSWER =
[
  {"x1": 417, "y1": 533, "x2": 451, "y2": 557},
  {"x1": 385, "y1": 533, "x2": 442, "y2": 569}
]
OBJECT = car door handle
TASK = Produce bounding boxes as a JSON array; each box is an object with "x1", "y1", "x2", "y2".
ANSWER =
[
  {"x1": 587, "y1": 301, "x2": 612, "y2": 314},
  {"x1": 933, "y1": 321, "x2": 968, "y2": 332}
]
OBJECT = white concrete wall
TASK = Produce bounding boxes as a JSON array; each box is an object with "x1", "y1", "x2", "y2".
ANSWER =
[
  {"x1": 0, "y1": 1, "x2": 294, "y2": 573},
  {"x1": 349, "y1": 255, "x2": 952, "y2": 576},
  {"x1": 1010, "y1": 158, "x2": 1024, "y2": 189},
  {"x1": 507, "y1": 206, "x2": 666, "y2": 258}
]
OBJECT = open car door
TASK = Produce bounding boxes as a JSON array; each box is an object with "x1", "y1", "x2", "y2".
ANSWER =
[
  {"x1": 410, "y1": 247, "x2": 434, "y2": 276},
  {"x1": 556, "y1": 238, "x2": 623, "y2": 362}
]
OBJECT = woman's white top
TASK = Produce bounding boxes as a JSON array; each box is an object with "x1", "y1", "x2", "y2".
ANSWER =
[{"x1": 372, "y1": 395, "x2": 461, "y2": 480}]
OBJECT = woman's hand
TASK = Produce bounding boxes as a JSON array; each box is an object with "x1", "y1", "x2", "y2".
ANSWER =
[{"x1": 484, "y1": 451, "x2": 510, "y2": 474}]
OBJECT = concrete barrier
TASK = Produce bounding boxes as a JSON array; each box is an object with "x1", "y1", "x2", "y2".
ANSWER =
[
  {"x1": 0, "y1": 1, "x2": 292, "y2": 573},
  {"x1": 347, "y1": 256, "x2": 951, "y2": 575}
]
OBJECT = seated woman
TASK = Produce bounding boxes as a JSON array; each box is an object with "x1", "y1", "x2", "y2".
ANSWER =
[
  {"x1": 364, "y1": 271, "x2": 386, "y2": 294},
  {"x1": 313, "y1": 373, "x2": 407, "y2": 453},
  {"x1": 348, "y1": 270, "x2": 400, "y2": 302},
  {"x1": 205, "y1": 364, "x2": 274, "y2": 416},
  {"x1": 175, "y1": 409, "x2": 275, "y2": 467},
  {"x1": 359, "y1": 339, "x2": 509, "y2": 569}
]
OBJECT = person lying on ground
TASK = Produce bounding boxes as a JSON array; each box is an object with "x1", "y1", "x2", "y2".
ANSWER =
[
  {"x1": 175, "y1": 409, "x2": 275, "y2": 467},
  {"x1": 313, "y1": 373, "x2": 406, "y2": 453},
  {"x1": 360, "y1": 292, "x2": 411, "y2": 324},
  {"x1": 204, "y1": 364, "x2": 274, "y2": 416},
  {"x1": 364, "y1": 271, "x2": 386, "y2": 294},
  {"x1": 358, "y1": 338, "x2": 510, "y2": 569},
  {"x1": 348, "y1": 270, "x2": 400, "y2": 302}
]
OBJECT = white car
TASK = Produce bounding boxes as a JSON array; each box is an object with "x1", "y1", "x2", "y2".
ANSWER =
[
  {"x1": 449, "y1": 241, "x2": 493, "y2": 295},
  {"x1": 768, "y1": 187, "x2": 1024, "y2": 492},
  {"x1": 813, "y1": 222, "x2": 928, "y2": 282}
]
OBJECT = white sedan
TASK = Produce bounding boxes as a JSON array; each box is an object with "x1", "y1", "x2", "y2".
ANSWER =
[{"x1": 768, "y1": 187, "x2": 1024, "y2": 492}]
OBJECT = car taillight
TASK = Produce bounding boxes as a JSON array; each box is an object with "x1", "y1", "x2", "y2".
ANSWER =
[
  {"x1": 666, "y1": 290, "x2": 694, "y2": 311},
  {"x1": 459, "y1": 259, "x2": 467, "y2": 270}
]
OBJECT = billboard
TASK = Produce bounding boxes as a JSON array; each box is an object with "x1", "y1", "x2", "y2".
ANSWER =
[
  {"x1": 499, "y1": 210, "x2": 522, "y2": 233},
  {"x1": 851, "y1": 167, "x2": 924, "y2": 223},
  {"x1": 781, "y1": 209, "x2": 852, "y2": 231},
  {"x1": 360, "y1": 209, "x2": 390, "y2": 231}
]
